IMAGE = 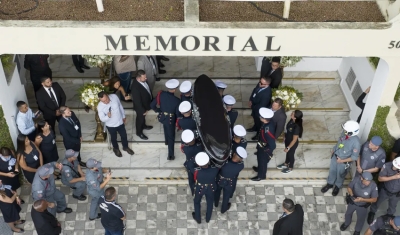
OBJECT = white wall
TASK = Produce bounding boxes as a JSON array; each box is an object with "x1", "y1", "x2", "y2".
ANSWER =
[
  {"x1": 338, "y1": 57, "x2": 375, "y2": 122},
  {"x1": 0, "y1": 58, "x2": 28, "y2": 148},
  {"x1": 256, "y1": 57, "x2": 342, "y2": 72},
  {"x1": 376, "y1": 0, "x2": 400, "y2": 21}
]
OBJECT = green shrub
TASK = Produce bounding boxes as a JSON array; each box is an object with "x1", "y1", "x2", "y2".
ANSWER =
[
  {"x1": 395, "y1": 84, "x2": 400, "y2": 102},
  {"x1": 0, "y1": 106, "x2": 14, "y2": 150},
  {"x1": 368, "y1": 106, "x2": 395, "y2": 161},
  {"x1": 0, "y1": 54, "x2": 14, "y2": 77},
  {"x1": 368, "y1": 57, "x2": 380, "y2": 69}
]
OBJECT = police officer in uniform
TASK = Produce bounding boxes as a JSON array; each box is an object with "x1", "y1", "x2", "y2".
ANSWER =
[
  {"x1": 232, "y1": 125, "x2": 247, "y2": 154},
  {"x1": 341, "y1": 172, "x2": 378, "y2": 235},
  {"x1": 368, "y1": 157, "x2": 400, "y2": 224},
  {"x1": 85, "y1": 158, "x2": 112, "y2": 221},
  {"x1": 181, "y1": 130, "x2": 203, "y2": 196},
  {"x1": 365, "y1": 215, "x2": 400, "y2": 235},
  {"x1": 251, "y1": 108, "x2": 276, "y2": 181},
  {"x1": 176, "y1": 101, "x2": 197, "y2": 133},
  {"x1": 60, "y1": 149, "x2": 87, "y2": 201},
  {"x1": 32, "y1": 162, "x2": 73, "y2": 216},
  {"x1": 214, "y1": 146, "x2": 247, "y2": 213},
  {"x1": 179, "y1": 81, "x2": 192, "y2": 103},
  {"x1": 151, "y1": 79, "x2": 181, "y2": 160},
  {"x1": 355, "y1": 136, "x2": 386, "y2": 178},
  {"x1": 321, "y1": 120, "x2": 361, "y2": 196},
  {"x1": 192, "y1": 152, "x2": 219, "y2": 224},
  {"x1": 223, "y1": 95, "x2": 238, "y2": 130},
  {"x1": 215, "y1": 81, "x2": 227, "y2": 98}
]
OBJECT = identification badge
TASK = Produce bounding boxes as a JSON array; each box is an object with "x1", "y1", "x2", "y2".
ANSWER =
[
  {"x1": 33, "y1": 155, "x2": 38, "y2": 161},
  {"x1": 253, "y1": 93, "x2": 256, "y2": 98},
  {"x1": 8, "y1": 166, "x2": 12, "y2": 171},
  {"x1": 52, "y1": 139, "x2": 55, "y2": 144},
  {"x1": 74, "y1": 125, "x2": 79, "y2": 130}
]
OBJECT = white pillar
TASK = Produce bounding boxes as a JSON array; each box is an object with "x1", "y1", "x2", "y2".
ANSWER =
[
  {"x1": 96, "y1": 0, "x2": 104, "y2": 12},
  {"x1": 359, "y1": 57, "x2": 400, "y2": 142},
  {"x1": 283, "y1": 0, "x2": 291, "y2": 19}
]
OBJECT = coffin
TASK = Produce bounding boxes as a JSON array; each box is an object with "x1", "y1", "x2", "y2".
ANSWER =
[{"x1": 192, "y1": 74, "x2": 232, "y2": 166}]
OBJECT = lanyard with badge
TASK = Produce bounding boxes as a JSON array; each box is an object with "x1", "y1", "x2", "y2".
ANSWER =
[{"x1": 68, "y1": 117, "x2": 79, "y2": 131}]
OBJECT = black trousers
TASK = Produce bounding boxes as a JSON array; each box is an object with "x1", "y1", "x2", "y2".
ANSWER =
[
  {"x1": 134, "y1": 110, "x2": 146, "y2": 135},
  {"x1": 46, "y1": 115, "x2": 61, "y2": 137},
  {"x1": 252, "y1": 113, "x2": 262, "y2": 134},
  {"x1": 72, "y1": 55, "x2": 85, "y2": 69},
  {"x1": 162, "y1": 120, "x2": 176, "y2": 157},
  {"x1": 257, "y1": 146, "x2": 271, "y2": 179},
  {"x1": 284, "y1": 141, "x2": 299, "y2": 169},
  {"x1": 107, "y1": 124, "x2": 128, "y2": 149}
]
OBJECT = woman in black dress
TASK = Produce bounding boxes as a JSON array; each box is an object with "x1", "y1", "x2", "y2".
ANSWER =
[
  {"x1": 35, "y1": 121, "x2": 59, "y2": 164},
  {"x1": 0, "y1": 180, "x2": 24, "y2": 233},
  {"x1": 277, "y1": 110, "x2": 303, "y2": 174},
  {"x1": 17, "y1": 134, "x2": 43, "y2": 184},
  {"x1": 0, "y1": 147, "x2": 20, "y2": 191}
]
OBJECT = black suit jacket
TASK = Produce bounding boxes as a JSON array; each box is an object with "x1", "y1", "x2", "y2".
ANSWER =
[
  {"x1": 31, "y1": 207, "x2": 62, "y2": 235},
  {"x1": 271, "y1": 107, "x2": 287, "y2": 138},
  {"x1": 273, "y1": 204, "x2": 304, "y2": 235},
  {"x1": 58, "y1": 111, "x2": 82, "y2": 149},
  {"x1": 260, "y1": 57, "x2": 283, "y2": 89},
  {"x1": 249, "y1": 85, "x2": 272, "y2": 116},
  {"x1": 131, "y1": 79, "x2": 152, "y2": 114},
  {"x1": 36, "y1": 82, "x2": 66, "y2": 120}
]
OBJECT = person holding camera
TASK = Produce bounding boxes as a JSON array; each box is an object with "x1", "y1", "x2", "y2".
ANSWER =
[
  {"x1": 340, "y1": 172, "x2": 378, "y2": 235},
  {"x1": 85, "y1": 158, "x2": 112, "y2": 221},
  {"x1": 60, "y1": 150, "x2": 86, "y2": 201},
  {"x1": 368, "y1": 157, "x2": 400, "y2": 224}
]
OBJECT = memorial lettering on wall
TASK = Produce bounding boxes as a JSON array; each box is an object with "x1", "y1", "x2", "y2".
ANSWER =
[{"x1": 104, "y1": 35, "x2": 281, "y2": 52}]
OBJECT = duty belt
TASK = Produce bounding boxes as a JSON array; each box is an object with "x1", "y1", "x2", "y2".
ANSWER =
[
  {"x1": 163, "y1": 112, "x2": 174, "y2": 116},
  {"x1": 196, "y1": 182, "x2": 209, "y2": 186},
  {"x1": 219, "y1": 175, "x2": 233, "y2": 180}
]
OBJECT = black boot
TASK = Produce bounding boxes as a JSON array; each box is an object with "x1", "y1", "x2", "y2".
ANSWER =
[
  {"x1": 321, "y1": 184, "x2": 333, "y2": 193},
  {"x1": 332, "y1": 186, "x2": 340, "y2": 196},
  {"x1": 340, "y1": 223, "x2": 349, "y2": 231},
  {"x1": 367, "y1": 212, "x2": 375, "y2": 224}
]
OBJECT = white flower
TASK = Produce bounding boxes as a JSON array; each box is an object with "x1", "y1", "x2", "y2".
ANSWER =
[
  {"x1": 296, "y1": 99, "x2": 301, "y2": 104},
  {"x1": 293, "y1": 93, "x2": 297, "y2": 98},
  {"x1": 283, "y1": 91, "x2": 288, "y2": 96},
  {"x1": 283, "y1": 96, "x2": 289, "y2": 100},
  {"x1": 291, "y1": 105, "x2": 296, "y2": 108}
]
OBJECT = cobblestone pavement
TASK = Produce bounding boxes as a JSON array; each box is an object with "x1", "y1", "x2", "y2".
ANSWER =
[{"x1": 0, "y1": 184, "x2": 386, "y2": 235}]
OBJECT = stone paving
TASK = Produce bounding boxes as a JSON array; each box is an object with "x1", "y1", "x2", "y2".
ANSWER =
[{"x1": 0, "y1": 183, "x2": 396, "y2": 235}]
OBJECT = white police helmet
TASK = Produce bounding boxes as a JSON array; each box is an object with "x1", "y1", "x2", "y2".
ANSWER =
[{"x1": 342, "y1": 120, "x2": 360, "y2": 136}]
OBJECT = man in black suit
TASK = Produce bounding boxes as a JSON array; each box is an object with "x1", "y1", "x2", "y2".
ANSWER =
[
  {"x1": 273, "y1": 198, "x2": 304, "y2": 235},
  {"x1": 24, "y1": 54, "x2": 52, "y2": 93},
  {"x1": 260, "y1": 57, "x2": 283, "y2": 89},
  {"x1": 131, "y1": 70, "x2": 153, "y2": 140},
  {"x1": 36, "y1": 77, "x2": 66, "y2": 135},
  {"x1": 271, "y1": 98, "x2": 287, "y2": 138},
  {"x1": 247, "y1": 77, "x2": 272, "y2": 140},
  {"x1": 58, "y1": 106, "x2": 86, "y2": 166}
]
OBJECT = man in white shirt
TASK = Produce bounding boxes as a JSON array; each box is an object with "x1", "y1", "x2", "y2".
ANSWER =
[
  {"x1": 97, "y1": 92, "x2": 134, "y2": 158},
  {"x1": 16, "y1": 101, "x2": 39, "y2": 141}
]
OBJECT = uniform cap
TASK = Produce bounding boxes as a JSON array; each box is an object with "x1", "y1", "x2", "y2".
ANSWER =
[
  {"x1": 37, "y1": 165, "x2": 54, "y2": 177},
  {"x1": 65, "y1": 149, "x2": 79, "y2": 159},
  {"x1": 165, "y1": 79, "x2": 180, "y2": 89},
  {"x1": 86, "y1": 158, "x2": 102, "y2": 169},
  {"x1": 370, "y1": 136, "x2": 382, "y2": 146},
  {"x1": 233, "y1": 125, "x2": 246, "y2": 137},
  {"x1": 393, "y1": 157, "x2": 400, "y2": 169},
  {"x1": 223, "y1": 95, "x2": 236, "y2": 106},
  {"x1": 394, "y1": 216, "x2": 400, "y2": 226},
  {"x1": 215, "y1": 81, "x2": 227, "y2": 89},
  {"x1": 179, "y1": 101, "x2": 191, "y2": 113},
  {"x1": 195, "y1": 152, "x2": 209, "y2": 166},
  {"x1": 236, "y1": 146, "x2": 247, "y2": 159},
  {"x1": 259, "y1": 108, "x2": 274, "y2": 119},
  {"x1": 181, "y1": 130, "x2": 195, "y2": 143},
  {"x1": 361, "y1": 171, "x2": 373, "y2": 181},
  {"x1": 179, "y1": 81, "x2": 192, "y2": 93}
]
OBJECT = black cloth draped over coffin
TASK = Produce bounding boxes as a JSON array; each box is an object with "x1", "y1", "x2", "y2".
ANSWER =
[{"x1": 192, "y1": 74, "x2": 232, "y2": 166}]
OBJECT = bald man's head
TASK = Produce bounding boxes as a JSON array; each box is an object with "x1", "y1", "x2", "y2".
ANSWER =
[{"x1": 33, "y1": 199, "x2": 47, "y2": 212}]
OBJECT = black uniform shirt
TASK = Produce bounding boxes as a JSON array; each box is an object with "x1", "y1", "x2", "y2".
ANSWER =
[
  {"x1": 284, "y1": 120, "x2": 300, "y2": 145},
  {"x1": 232, "y1": 138, "x2": 247, "y2": 154},
  {"x1": 98, "y1": 196, "x2": 125, "y2": 231},
  {"x1": 31, "y1": 207, "x2": 61, "y2": 235},
  {"x1": 219, "y1": 159, "x2": 244, "y2": 179}
]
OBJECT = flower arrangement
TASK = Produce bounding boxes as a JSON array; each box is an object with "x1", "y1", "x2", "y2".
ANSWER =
[
  {"x1": 272, "y1": 86, "x2": 303, "y2": 110},
  {"x1": 78, "y1": 81, "x2": 104, "y2": 109},
  {"x1": 82, "y1": 55, "x2": 113, "y2": 68},
  {"x1": 267, "y1": 56, "x2": 303, "y2": 67}
]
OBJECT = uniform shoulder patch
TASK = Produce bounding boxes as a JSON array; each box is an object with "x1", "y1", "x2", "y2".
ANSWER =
[{"x1": 353, "y1": 149, "x2": 358, "y2": 153}]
